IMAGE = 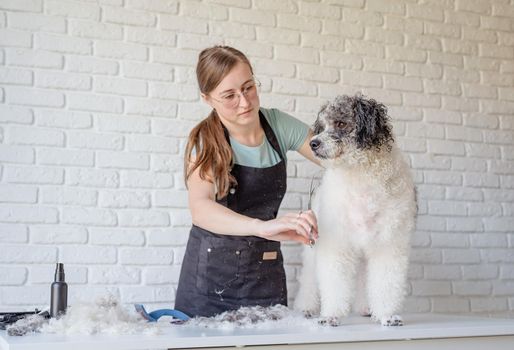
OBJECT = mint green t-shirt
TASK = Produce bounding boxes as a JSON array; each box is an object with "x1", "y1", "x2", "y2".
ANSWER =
[{"x1": 229, "y1": 107, "x2": 309, "y2": 168}]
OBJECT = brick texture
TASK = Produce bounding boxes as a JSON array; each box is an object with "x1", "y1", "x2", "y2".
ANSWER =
[{"x1": 0, "y1": 0, "x2": 513, "y2": 317}]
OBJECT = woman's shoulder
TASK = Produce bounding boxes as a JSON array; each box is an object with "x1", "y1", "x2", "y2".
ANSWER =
[
  {"x1": 260, "y1": 107, "x2": 298, "y2": 128},
  {"x1": 259, "y1": 107, "x2": 309, "y2": 151},
  {"x1": 259, "y1": 106, "x2": 278, "y2": 121}
]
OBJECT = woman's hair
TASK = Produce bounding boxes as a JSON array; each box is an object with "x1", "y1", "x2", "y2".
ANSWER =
[{"x1": 184, "y1": 46, "x2": 254, "y2": 199}]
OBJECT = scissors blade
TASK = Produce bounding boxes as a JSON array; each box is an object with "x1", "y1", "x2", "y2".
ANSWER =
[
  {"x1": 308, "y1": 176, "x2": 316, "y2": 211},
  {"x1": 307, "y1": 175, "x2": 317, "y2": 246}
]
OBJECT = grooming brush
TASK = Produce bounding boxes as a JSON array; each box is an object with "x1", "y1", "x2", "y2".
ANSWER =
[{"x1": 134, "y1": 304, "x2": 190, "y2": 324}]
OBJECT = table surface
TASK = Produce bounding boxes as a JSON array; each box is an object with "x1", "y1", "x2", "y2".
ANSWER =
[{"x1": 1, "y1": 313, "x2": 514, "y2": 350}]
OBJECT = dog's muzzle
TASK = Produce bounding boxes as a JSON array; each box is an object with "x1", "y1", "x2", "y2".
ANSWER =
[{"x1": 310, "y1": 138, "x2": 327, "y2": 159}]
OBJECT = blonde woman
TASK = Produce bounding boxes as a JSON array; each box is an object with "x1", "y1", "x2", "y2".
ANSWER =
[{"x1": 175, "y1": 46, "x2": 319, "y2": 317}]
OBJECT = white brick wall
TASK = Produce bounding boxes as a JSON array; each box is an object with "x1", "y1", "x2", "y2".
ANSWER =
[{"x1": 0, "y1": 0, "x2": 513, "y2": 317}]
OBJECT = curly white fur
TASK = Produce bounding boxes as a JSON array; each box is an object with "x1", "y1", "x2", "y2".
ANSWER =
[
  {"x1": 184, "y1": 305, "x2": 319, "y2": 330},
  {"x1": 41, "y1": 295, "x2": 159, "y2": 335},
  {"x1": 6, "y1": 295, "x2": 159, "y2": 336},
  {"x1": 294, "y1": 95, "x2": 417, "y2": 327}
]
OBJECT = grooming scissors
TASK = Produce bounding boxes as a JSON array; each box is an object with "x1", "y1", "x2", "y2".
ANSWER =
[{"x1": 307, "y1": 175, "x2": 318, "y2": 247}]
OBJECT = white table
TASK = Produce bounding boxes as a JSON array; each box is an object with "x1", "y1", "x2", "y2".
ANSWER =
[{"x1": 1, "y1": 313, "x2": 514, "y2": 350}]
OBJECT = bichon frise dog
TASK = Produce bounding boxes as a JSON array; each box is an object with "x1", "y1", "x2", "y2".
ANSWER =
[{"x1": 294, "y1": 94, "x2": 417, "y2": 327}]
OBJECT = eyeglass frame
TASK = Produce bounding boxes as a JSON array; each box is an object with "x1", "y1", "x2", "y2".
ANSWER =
[{"x1": 208, "y1": 77, "x2": 261, "y2": 109}]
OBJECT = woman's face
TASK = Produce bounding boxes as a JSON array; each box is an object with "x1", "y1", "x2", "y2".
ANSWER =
[{"x1": 203, "y1": 61, "x2": 260, "y2": 130}]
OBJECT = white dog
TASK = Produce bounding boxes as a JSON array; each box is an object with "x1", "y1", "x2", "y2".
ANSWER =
[{"x1": 294, "y1": 94, "x2": 417, "y2": 326}]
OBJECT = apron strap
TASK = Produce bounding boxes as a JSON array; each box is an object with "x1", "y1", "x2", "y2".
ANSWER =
[{"x1": 259, "y1": 111, "x2": 286, "y2": 161}]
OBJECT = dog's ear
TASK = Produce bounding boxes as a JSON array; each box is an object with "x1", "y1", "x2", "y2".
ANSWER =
[
  {"x1": 313, "y1": 102, "x2": 328, "y2": 135},
  {"x1": 353, "y1": 96, "x2": 393, "y2": 151},
  {"x1": 313, "y1": 118, "x2": 323, "y2": 135}
]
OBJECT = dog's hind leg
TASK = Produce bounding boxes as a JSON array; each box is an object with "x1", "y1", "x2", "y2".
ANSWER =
[
  {"x1": 366, "y1": 246, "x2": 408, "y2": 326},
  {"x1": 294, "y1": 246, "x2": 320, "y2": 316}
]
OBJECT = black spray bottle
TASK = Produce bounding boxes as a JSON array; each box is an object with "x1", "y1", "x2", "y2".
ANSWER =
[{"x1": 50, "y1": 263, "x2": 68, "y2": 318}]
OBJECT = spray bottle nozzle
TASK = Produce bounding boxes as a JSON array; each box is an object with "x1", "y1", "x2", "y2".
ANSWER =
[{"x1": 54, "y1": 263, "x2": 65, "y2": 282}]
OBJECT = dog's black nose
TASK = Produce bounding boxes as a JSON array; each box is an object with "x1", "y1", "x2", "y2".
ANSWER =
[{"x1": 310, "y1": 139, "x2": 321, "y2": 150}]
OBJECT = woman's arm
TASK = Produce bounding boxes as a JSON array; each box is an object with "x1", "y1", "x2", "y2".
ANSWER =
[
  {"x1": 187, "y1": 164, "x2": 318, "y2": 244},
  {"x1": 296, "y1": 129, "x2": 321, "y2": 166}
]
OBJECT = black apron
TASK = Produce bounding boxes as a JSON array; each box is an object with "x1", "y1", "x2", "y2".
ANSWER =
[{"x1": 174, "y1": 112, "x2": 288, "y2": 317}]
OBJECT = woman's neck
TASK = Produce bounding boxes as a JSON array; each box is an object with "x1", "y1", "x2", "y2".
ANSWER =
[
  {"x1": 230, "y1": 125, "x2": 264, "y2": 147},
  {"x1": 224, "y1": 118, "x2": 264, "y2": 147}
]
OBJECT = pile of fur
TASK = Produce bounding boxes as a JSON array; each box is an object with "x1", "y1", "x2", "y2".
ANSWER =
[
  {"x1": 7, "y1": 300, "x2": 320, "y2": 335},
  {"x1": 7, "y1": 295, "x2": 158, "y2": 336},
  {"x1": 186, "y1": 305, "x2": 318, "y2": 330},
  {"x1": 6, "y1": 314, "x2": 48, "y2": 336},
  {"x1": 42, "y1": 295, "x2": 158, "y2": 335}
]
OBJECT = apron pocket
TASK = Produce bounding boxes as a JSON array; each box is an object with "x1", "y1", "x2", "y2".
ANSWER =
[
  {"x1": 196, "y1": 237, "x2": 245, "y2": 300},
  {"x1": 239, "y1": 242, "x2": 286, "y2": 301}
]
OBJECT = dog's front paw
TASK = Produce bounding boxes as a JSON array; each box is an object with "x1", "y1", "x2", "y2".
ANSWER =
[
  {"x1": 380, "y1": 315, "x2": 403, "y2": 327},
  {"x1": 318, "y1": 316, "x2": 340, "y2": 327}
]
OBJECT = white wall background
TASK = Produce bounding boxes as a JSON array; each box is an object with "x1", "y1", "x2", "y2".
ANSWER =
[{"x1": 0, "y1": 0, "x2": 513, "y2": 317}]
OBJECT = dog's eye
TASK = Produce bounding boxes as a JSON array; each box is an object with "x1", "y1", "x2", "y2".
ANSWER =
[{"x1": 335, "y1": 121, "x2": 348, "y2": 129}]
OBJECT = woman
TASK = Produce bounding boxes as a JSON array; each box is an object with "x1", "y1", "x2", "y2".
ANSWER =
[{"x1": 174, "y1": 46, "x2": 320, "y2": 317}]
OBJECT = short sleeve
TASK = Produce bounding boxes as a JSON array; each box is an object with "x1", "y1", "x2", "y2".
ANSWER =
[{"x1": 260, "y1": 108, "x2": 309, "y2": 157}]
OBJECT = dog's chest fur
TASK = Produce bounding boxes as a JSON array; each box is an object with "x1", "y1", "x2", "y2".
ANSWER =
[{"x1": 314, "y1": 167, "x2": 388, "y2": 246}]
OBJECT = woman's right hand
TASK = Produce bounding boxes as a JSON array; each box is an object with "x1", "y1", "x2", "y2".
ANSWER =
[{"x1": 255, "y1": 210, "x2": 319, "y2": 245}]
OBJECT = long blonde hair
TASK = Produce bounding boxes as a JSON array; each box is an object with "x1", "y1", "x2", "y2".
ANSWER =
[{"x1": 184, "y1": 46, "x2": 254, "y2": 199}]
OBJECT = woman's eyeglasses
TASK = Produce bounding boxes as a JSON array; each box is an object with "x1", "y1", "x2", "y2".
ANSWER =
[{"x1": 209, "y1": 79, "x2": 261, "y2": 109}]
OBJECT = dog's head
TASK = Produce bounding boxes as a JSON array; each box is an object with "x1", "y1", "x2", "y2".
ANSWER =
[{"x1": 310, "y1": 94, "x2": 394, "y2": 164}]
